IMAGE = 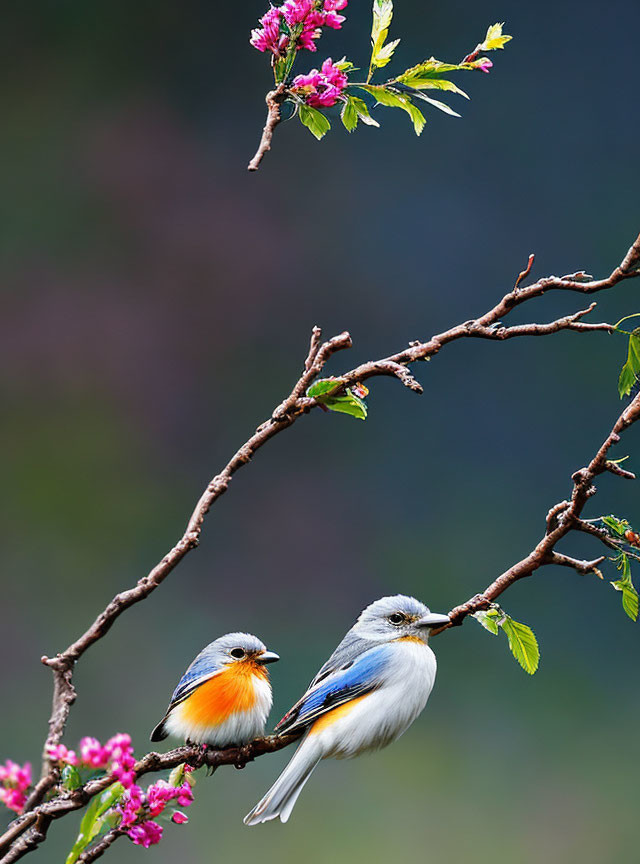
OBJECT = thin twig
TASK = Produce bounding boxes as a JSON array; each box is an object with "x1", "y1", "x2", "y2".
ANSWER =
[
  {"x1": 76, "y1": 829, "x2": 124, "y2": 863},
  {"x1": 247, "y1": 84, "x2": 288, "y2": 171},
  {"x1": 439, "y1": 388, "x2": 640, "y2": 632}
]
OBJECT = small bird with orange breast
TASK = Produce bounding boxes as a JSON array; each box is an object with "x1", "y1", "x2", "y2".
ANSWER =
[{"x1": 150, "y1": 633, "x2": 279, "y2": 747}]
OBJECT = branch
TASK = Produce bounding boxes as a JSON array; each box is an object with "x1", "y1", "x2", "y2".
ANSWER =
[
  {"x1": 3, "y1": 230, "x2": 640, "y2": 860},
  {"x1": 76, "y1": 829, "x2": 124, "y2": 863},
  {"x1": 247, "y1": 84, "x2": 288, "y2": 172},
  {"x1": 441, "y1": 388, "x2": 640, "y2": 632},
  {"x1": 1, "y1": 736, "x2": 301, "y2": 862}
]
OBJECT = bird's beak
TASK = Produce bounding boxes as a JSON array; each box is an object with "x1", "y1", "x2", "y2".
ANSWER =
[
  {"x1": 417, "y1": 612, "x2": 450, "y2": 629},
  {"x1": 257, "y1": 650, "x2": 280, "y2": 664}
]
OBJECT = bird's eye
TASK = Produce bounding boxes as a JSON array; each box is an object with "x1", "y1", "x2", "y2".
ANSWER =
[
  {"x1": 230, "y1": 648, "x2": 246, "y2": 659},
  {"x1": 388, "y1": 613, "x2": 405, "y2": 626}
]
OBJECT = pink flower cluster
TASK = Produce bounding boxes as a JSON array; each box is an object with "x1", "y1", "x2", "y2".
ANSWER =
[
  {"x1": 119, "y1": 777, "x2": 194, "y2": 848},
  {"x1": 0, "y1": 761, "x2": 32, "y2": 815},
  {"x1": 47, "y1": 733, "x2": 137, "y2": 787},
  {"x1": 250, "y1": 0, "x2": 348, "y2": 57},
  {"x1": 292, "y1": 57, "x2": 348, "y2": 107}
]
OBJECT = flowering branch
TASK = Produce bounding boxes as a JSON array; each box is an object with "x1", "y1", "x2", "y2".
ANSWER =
[
  {"x1": 248, "y1": 1, "x2": 512, "y2": 170},
  {"x1": 1, "y1": 229, "x2": 640, "y2": 861}
]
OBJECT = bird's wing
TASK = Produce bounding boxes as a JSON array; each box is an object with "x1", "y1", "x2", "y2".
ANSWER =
[
  {"x1": 308, "y1": 631, "x2": 374, "y2": 688},
  {"x1": 275, "y1": 641, "x2": 392, "y2": 736},
  {"x1": 151, "y1": 655, "x2": 224, "y2": 742},
  {"x1": 168, "y1": 659, "x2": 224, "y2": 708}
]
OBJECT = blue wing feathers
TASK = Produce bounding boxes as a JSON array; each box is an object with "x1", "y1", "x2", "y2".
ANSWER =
[
  {"x1": 171, "y1": 655, "x2": 217, "y2": 704},
  {"x1": 276, "y1": 644, "x2": 392, "y2": 733},
  {"x1": 299, "y1": 647, "x2": 389, "y2": 716}
]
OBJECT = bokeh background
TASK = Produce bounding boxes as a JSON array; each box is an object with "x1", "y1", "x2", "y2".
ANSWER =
[{"x1": 2, "y1": 1, "x2": 639, "y2": 862}]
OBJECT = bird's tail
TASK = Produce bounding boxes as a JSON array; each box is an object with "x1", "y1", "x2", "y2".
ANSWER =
[
  {"x1": 149, "y1": 716, "x2": 169, "y2": 742},
  {"x1": 244, "y1": 736, "x2": 322, "y2": 825}
]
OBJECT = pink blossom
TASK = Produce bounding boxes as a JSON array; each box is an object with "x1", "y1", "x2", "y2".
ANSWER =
[
  {"x1": 0, "y1": 761, "x2": 31, "y2": 788},
  {"x1": 176, "y1": 782, "x2": 194, "y2": 808},
  {"x1": 112, "y1": 754, "x2": 136, "y2": 790},
  {"x1": 103, "y1": 734, "x2": 137, "y2": 788},
  {"x1": 250, "y1": 7, "x2": 287, "y2": 56},
  {"x1": 475, "y1": 57, "x2": 493, "y2": 73},
  {"x1": 104, "y1": 733, "x2": 132, "y2": 762},
  {"x1": 323, "y1": 11, "x2": 346, "y2": 28},
  {"x1": 0, "y1": 787, "x2": 27, "y2": 814},
  {"x1": 0, "y1": 761, "x2": 31, "y2": 815},
  {"x1": 171, "y1": 811, "x2": 189, "y2": 825},
  {"x1": 298, "y1": 24, "x2": 322, "y2": 52},
  {"x1": 79, "y1": 737, "x2": 109, "y2": 769},
  {"x1": 127, "y1": 820, "x2": 163, "y2": 848},
  {"x1": 46, "y1": 744, "x2": 78, "y2": 766},
  {"x1": 282, "y1": 0, "x2": 316, "y2": 26},
  {"x1": 250, "y1": 0, "x2": 348, "y2": 55},
  {"x1": 119, "y1": 784, "x2": 144, "y2": 827},
  {"x1": 147, "y1": 780, "x2": 176, "y2": 818},
  {"x1": 146, "y1": 779, "x2": 194, "y2": 818},
  {"x1": 293, "y1": 57, "x2": 348, "y2": 107}
]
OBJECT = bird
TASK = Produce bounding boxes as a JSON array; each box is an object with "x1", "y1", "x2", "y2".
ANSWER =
[
  {"x1": 244, "y1": 594, "x2": 449, "y2": 825},
  {"x1": 150, "y1": 633, "x2": 279, "y2": 747}
]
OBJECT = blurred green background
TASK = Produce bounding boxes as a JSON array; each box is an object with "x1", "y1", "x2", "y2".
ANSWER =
[{"x1": 2, "y1": 1, "x2": 639, "y2": 862}]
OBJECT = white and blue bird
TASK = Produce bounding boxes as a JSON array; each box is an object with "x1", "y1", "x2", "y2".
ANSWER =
[{"x1": 244, "y1": 594, "x2": 449, "y2": 825}]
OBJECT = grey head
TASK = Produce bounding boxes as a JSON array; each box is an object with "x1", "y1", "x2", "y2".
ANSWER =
[
  {"x1": 353, "y1": 594, "x2": 450, "y2": 644},
  {"x1": 198, "y1": 632, "x2": 280, "y2": 669}
]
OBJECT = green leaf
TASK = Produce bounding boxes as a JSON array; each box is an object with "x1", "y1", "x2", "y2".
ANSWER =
[
  {"x1": 601, "y1": 515, "x2": 630, "y2": 536},
  {"x1": 369, "y1": 0, "x2": 394, "y2": 72},
  {"x1": 66, "y1": 783, "x2": 124, "y2": 864},
  {"x1": 410, "y1": 91, "x2": 461, "y2": 117},
  {"x1": 334, "y1": 56, "x2": 357, "y2": 73},
  {"x1": 299, "y1": 105, "x2": 331, "y2": 140},
  {"x1": 611, "y1": 552, "x2": 638, "y2": 620},
  {"x1": 473, "y1": 609, "x2": 500, "y2": 635},
  {"x1": 617, "y1": 334, "x2": 640, "y2": 398},
  {"x1": 323, "y1": 391, "x2": 368, "y2": 420},
  {"x1": 341, "y1": 98, "x2": 358, "y2": 132},
  {"x1": 474, "y1": 606, "x2": 539, "y2": 673},
  {"x1": 307, "y1": 380, "x2": 368, "y2": 420},
  {"x1": 480, "y1": 22, "x2": 513, "y2": 51},
  {"x1": 169, "y1": 763, "x2": 186, "y2": 788},
  {"x1": 400, "y1": 77, "x2": 470, "y2": 99},
  {"x1": 500, "y1": 617, "x2": 540, "y2": 674},
  {"x1": 347, "y1": 95, "x2": 380, "y2": 127},
  {"x1": 398, "y1": 58, "x2": 470, "y2": 80},
  {"x1": 306, "y1": 378, "x2": 344, "y2": 398},
  {"x1": 61, "y1": 765, "x2": 82, "y2": 792},
  {"x1": 356, "y1": 85, "x2": 426, "y2": 135},
  {"x1": 619, "y1": 582, "x2": 639, "y2": 620},
  {"x1": 374, "y1": 37, "x2": 401, "y2": 68}
]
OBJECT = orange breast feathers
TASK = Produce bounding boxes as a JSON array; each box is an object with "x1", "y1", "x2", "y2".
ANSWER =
[{"x1": 180, "y1": 661, "x2": 268, "y2": 727}]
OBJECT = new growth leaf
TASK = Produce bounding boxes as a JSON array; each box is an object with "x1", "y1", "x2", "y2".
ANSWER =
[
  {"x1": 474, "y1": 607, "x2": 540, "y2": 674},
  {"x1": 617, "y1": 331, "x2": 640, "y2": 398},
  {"x1": 368, "y1": 0, "x2": 398, "y2": 81},
  {"x1": 611, "y1": 552, "x2": 639, "y2": 621},
  {"x1": 307, "y1": 378, "x2": 369, "y2": 420}
]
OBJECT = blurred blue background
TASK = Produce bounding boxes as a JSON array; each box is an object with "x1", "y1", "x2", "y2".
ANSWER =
[{"x1": 2, "y1": 1, "x2": 639, "y2": 861}]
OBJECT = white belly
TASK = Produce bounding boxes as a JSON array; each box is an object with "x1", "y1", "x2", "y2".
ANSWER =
[{"x1": 314, "y1": 640, "x2": 437, "y2": 759}]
